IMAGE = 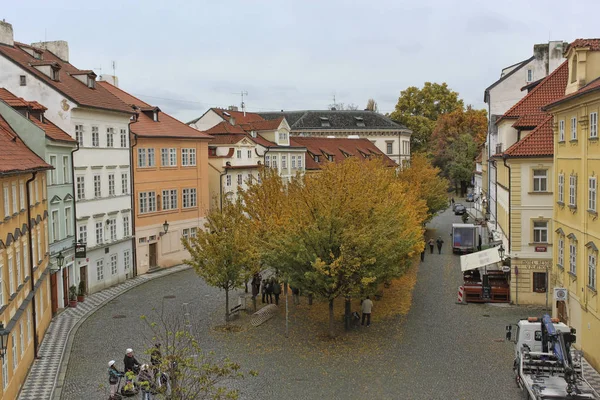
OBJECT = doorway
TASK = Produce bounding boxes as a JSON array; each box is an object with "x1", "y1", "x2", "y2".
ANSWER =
[
  {"x1": 62, "y1": 267, "x2": 69, "y2": 307},
  {"x1": 80, "y1": 265, "x2": 87, "y2": 295},
  {"x1": 557, "y1": 301, "x2": 568, "y2": 324},
  {"x1": 50, "y1": 273, "x2": 58, "y2": 315},
  {"x1": 149, "y1": 243, "x2": 158, "y2": 269}
]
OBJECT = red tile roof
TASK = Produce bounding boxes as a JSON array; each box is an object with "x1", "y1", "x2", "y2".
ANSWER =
[
  {"x1": 544, "y1": 76, "x2": 600, "y2": 110},
  {"x1": 204, "y1": 121, "x2": 248, "y2": 135},
  {"x1": 290, "y1": 137, "x2": 397, "y2": 170},
  {"x1": 0, "y1": 88, "x2": 75, "y2": 143},
  {"x1": 503, "y1": 116, "x2": 554, "y2": 158},
  {"x1": 211, "y1": 108, "x2": 264, "y2": 124},
  {"x1": 239, "y1": 118, "x2": 284, "y2": 132},
  {"x1": 511, "y1": 113, "x2": 549, "y2": 129},
  {"x1": 498, "y1": 61, "x2": 568, "y2": 122},
  {"x1": 209, "y1": 134, "x2": 250, "y2": 145},
  {"x1": 565, "y1": 39, "x2": 600, "y2": 54},
  {"x1": 98, "y1": 82, "x2": 211, "y2": 139},
  {"x1": 0, "y1": 113, "x2": 51, "y2": 174},
  {"x1": 0, "y1": 42, "x2": 132, "y2": 114}
]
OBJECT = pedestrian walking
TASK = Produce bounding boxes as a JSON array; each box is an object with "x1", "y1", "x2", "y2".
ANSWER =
[
  {"x1": 428, "y1": 238, "x2": 435, "y2": 254},
  {"x1": 272, "y1": 278, "x2": 282, "y2": 305},
  {"x1": 478, "y1": 234, "x2": 482, "y2": 251},
  {"x1": 261, "y1": 279, "x2": 267, "y2": 304},
  {"x1": 291, "y1": 286, "x2": 300, "y2": 305},
  {"x1": 451, "y1": 197, "x2": 455, "y2": 205},
  {"x1": 436, "y1": 236, "x2": 444, "y2": 254},
  {"x1": 266, "y1": 279, "x2": 274, "y2": 304},
  {"x1": 108, "y1": 360, "x2": 124, "y2": 399},
  {"x1": 361, "y1": 296, "x2": 373, "y2": 327},
  {"x1": 420, "y1": 250, "x2": 425, "y2": 262}
]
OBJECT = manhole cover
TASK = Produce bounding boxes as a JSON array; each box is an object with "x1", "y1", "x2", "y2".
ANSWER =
[
  {"x1": 113, "y1": 314, "x2": 126, "y2": 319},
  {"x1": 163, "y1": 295, "x2": 176, "y2": 299},
  {"x1": 482, "y1": 314, "x2": 490, "y2": 317}
]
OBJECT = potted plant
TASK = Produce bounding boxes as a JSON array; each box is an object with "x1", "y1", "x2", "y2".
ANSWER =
[
  {"x1": 77, "y1": 281, "x2": 85, "y2": 302},
  {"x1": 69, "y1": 285, "x2": 78, "y2": 308}
]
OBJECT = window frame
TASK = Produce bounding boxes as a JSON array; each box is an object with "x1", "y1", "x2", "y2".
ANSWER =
[
  {"x1": 591, "y1": 112, "x2": 598, "y2": 138},
  {"x1": 533, "y1": 220, "x2": 548, "y2": 243},
  {"x1": 532, "y1": 169, "x2": 548, "y2": 192},
  {"x1": 588, "y1": 250, "x2": 597, "y2": 289},
  {"x1": 559, "y1": 120, "x2": 565, "y2": 142},
  {"x1": 569, "y1": 240, "x2": 577, "y2": 275},
  {"x1": 569, "y1": 174, "x2": 577, "y2": 208},
  {"x1": 589, "y1": 177, "x2": 597, "y2": 212},
  {"x1": 386, "y1": 142, "x2": 393, "y2": 154},
  {"x1": 533, "y1": 272, "x2": 547, "y2": 293},
  {"x1": 91, "y1": 126, "x2": 99, "y2": 147},
  {"x1": 571, "y1": 117, "x2": 577, "y2": 140}
]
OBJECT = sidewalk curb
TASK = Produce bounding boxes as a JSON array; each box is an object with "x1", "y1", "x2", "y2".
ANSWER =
[{"x1": 45, "y1": 265, "x2": 192, "y2": 400}]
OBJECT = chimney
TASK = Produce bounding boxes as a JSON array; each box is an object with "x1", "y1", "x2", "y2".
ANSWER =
[
  {"x1": 98, "y1": 74, "x2": 119, "y2": 87},
  {"x1": 227, "y1": 105, "x2": 238, "y2": 111},
  {"x1": 229, "y1": 117, "x2": 236, "y2": 126},
  {"x1": 31, "y1": 40, "x2": 69, "y2": 62},
  {"x1": 0, "y1": 20, "x2": 14, "y2": 46}
]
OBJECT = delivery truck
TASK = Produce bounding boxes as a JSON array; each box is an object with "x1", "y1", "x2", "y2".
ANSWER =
[{"x1": 452, "y1": 223, "x2": 478, "y2": 254}]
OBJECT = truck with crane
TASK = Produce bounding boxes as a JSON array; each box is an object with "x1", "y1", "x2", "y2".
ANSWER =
[{"x1": 506, "y1": 315, "x2": 599, "y2": 399}]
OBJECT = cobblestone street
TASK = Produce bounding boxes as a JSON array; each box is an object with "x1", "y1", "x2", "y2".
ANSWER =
[{"x1": 59, "y1": 207, "x2": 593, "y2": 399}]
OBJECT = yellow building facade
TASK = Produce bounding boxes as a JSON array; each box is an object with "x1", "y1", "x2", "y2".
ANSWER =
[
  {"x1": 546, "y1": 39, "x2": 600, "y2": 372},
  {"x1": 0, "y1": 117, "x2": 52, "y2": 399}
]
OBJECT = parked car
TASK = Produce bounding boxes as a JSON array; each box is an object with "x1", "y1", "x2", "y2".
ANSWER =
[
  {"x1": 454, "y1": 204, "x2": 466, "y2": 215},
  {"x1": 466, "y1": 193, "x2": 474, "y2": 202}
]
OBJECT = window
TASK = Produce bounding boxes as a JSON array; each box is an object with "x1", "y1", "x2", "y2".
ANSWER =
[
  {"x1": 62, "y1": 155, "x2": 69, "y2": 183},
  {"x1": 20, "y1": 75, "x2": 26, "y2": 86},
  {"x1": 121, "y1": 173, "x2": 128, "y2": 195},
  {"x1": 237, "y1": 150, "x2": 242, "y2": 159},
  {"x1": 272, "y1": 155, "x2": 278, "y2": 169},
  {"x1": 571, "y1": 55, "x2": 578, "y2": 83},
  {"x1": 182, "y1": 188, "x2": 197, "y2": 208},
  {"x1": 162, "y1": 189, "x2": 178, "y2": 210},
  {"x1": 320, "y1": 117, "x2": 330, "y2": 127},
  {"x1": 589, "y1": 177, "x2": 597, "y2": 212},
  {"x1": 386, "y1": 142, "x2": 393, "y2": 154},
  {"x1": 109, "y1": 219, "x2": 117, "y2": 241},
  {"x1": 22, "y1": 240, "x2": 28, "y2": 279},
  {"x1": 75, "y1": 125, "x2": 84, "y2": 147},
  {"x1": 16, "y1": 249, "x2": 20, "y2": 287},
  {"x1": 96, "y1": 259, "x2": 104, "y2": 281},
  {"x1": 94, "y1": 175, "x2": 101, "y2": 198},
  {"x1": 533, "y1": 221, "x2": 548, "y2": 243},
  {"x1": 226, "y1": 175, "x2": 231, "y2": 187},
  {"x1": 533, "y1": 272, "x2": 546, "y2": 293},
  {"x1": 51, "y1": 67, "x2": 59, "y2": 81},
  {"x1": 76, "y1": 176, "x2": 85, "y2": 200},
  {"x1": 3, "y1": 184, "x2": 8, "y2": 217},
  {"x1": 19, "y1": 321, "x2": 23, "y2": 356},
  {"x1": 265, "y1": 155, "x2": 270, "y2": 167},
  {"x1": 182, "y1": 228, "x2": 190, "y2": 240},
  {"x1": 108, "y1": 174, "x2": 115, "y2": 196},
  {"x1": 65, "y1": 207, "x2": 72, "y2": 237},
  {"x1": 291, "y1": 156, "x2": 296, "y2": 169},
  {"x1": 79, "y1": 225, "x2": 87, "y2": 244},
  {"x1": 298, "y1": 156, "x2": 303, "y2": 169},
  {"x1": 92, "y1": 126, "x2": 99, "y2": 147},
  {"x1": 237, "y1": 174, "x2": 243, "y2": 185},
  {"x1": 11, "y1": 334, "x2": 16, "y2": 370},
  {"x1": 559, "y1": 120, "x2": 565, "y2": 142},
  {"x1": 139, "y1": 192, "x2": 157, "y2": 213},
  {"x1": 591, "y1": 112, "x2": 598, "y2": 138},
  {"x1": 2, "y1": 352, "x2": 7, "y2": 389},
  {"x1": 110, "y1": 254, "x2": 118, "y2": 275},
  {"x1": 248, "y1": 150, "x2": 252, "y2": 159},
  {"x1": 527, "y1": 69, "x2": 533, "y2": 82},
  {"x1": 138, "y1": 148, "x2": 147, "y2": 168},
  {"x1": 0, "y1": 258, "x2": 3, "y2": 306},
  {"x1": 589, "y1": 251, "x2": 597, "y2": 289},
  {"x1": 569, "y1": 175, "x2": 577, "y2": 207},
  {"x1": 106, "y1": 128, "x2": 114, "y2": 147},
  {"x1": 148, "y1": 149, "x2": 155, "y2": 167},
  {"x1": 279, "y1": 132, "x2": 288, "y2": 141},
  {"x1": 27, "y1": 309, "x2": 31, "y2": 342},
  {"x1": 31, "y1": 230, "x2": 36, "y2": 266},
  {"x1": 282, "y1": 155, "x2": 287, "y2": 169},
  {"x1": 558, "y1": 174, "x2": 564, "y2": 203},
  {"x1": 19, "y1": 181, "x2": 25, "y2": 210},
  {"x1": 8, "y1": 254, "x2": 14, "y2": 295},
  {"x1": 49, "y1": 155, "x2": 57, "y2": 184},
  {"x1": 95, "y1": 221, "x2": 103, "y2": 244},
  {"x1": 51, "y1": 210, "x2": 59, "y2": 242},
  {"x1": 182, "y1": 148, "x2": 196, "y2": 166},
  {"x1": 161, "y1": 148, "x2": 176, "y2": 166},
  {"x1": 190, "y1": 227, "x2": 197, "y2": 238},
  {"x1": 11, "y1": 183, "x2": 17, "y2": 215},
  {"x1": 34, "y1": 179, "x2": 39, "y2": 203},
  {"x1": 571, "y1": 117, "x2": 577, "y2": 140},
  {"x1": 123, "y1": 215, "x2": 130, "y2": 237},
  {"x1": 120, "y1": 129, "x2": 127, "y2": 148},
  {"x1": 533, "y1": 169, "x2": 547, "y2": 192},
  {"x1": 570, "y1": 240, "x2": 577, "y2": 275},
  {"x1": 124, "y1": 249, "x2": 131, "y2": 271},
  {"x1": 247, "y1": 173, "x2": 252, "y2": 184}
]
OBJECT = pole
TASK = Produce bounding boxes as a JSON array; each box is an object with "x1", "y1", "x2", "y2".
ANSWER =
[{"x1": 285, "y1": 282, "x2": 289, "y2": 338}]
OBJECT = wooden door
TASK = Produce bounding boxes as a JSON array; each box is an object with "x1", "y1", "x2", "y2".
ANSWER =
[
  {"x1": 50, "y1": 273, "x2": 58, "y2": 315},
  {"x1": 62, "y1": 267, "x2": 69, "y2": 307},
  {"x1": 557, "y1": 301, "x2": 568, "y2": 324},
  {"x1": 80, "y1": 266, "x2": 87, "y2": 294},
  {"x1": 149, "y1": 243, "x2": 157, "y2": 268}
]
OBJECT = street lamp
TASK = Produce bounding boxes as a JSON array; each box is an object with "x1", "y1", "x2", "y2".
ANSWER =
[
  {"x1": 498, "y1": 244, "x2": 506, "y2": 261},
  {"x1": 0, "y1": 324, "x2": 9, "y2": 361},
  {"x1": 163, "y1": 220, "x2": 169, "y2": 234},
  {"x1": 50, "y1": 251, "x2": 65, "y2": 273}
]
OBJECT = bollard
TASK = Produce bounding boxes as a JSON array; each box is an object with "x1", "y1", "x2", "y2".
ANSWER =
[{"x1": 456, "y1": 286, "x2": 467, "y2": 305}]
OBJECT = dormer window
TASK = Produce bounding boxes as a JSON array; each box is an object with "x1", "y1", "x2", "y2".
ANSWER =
[
  {"x1": 33, "y1": 50, "x2": 42, "y2": 60},
  {"x1": 209, "y1": 147, "x2": 217, "y2": 156},
  {"x1": 320, "y1": 117, "x2": 330, "y2": 127},
  {"x1": 354, "y1": 116, "x2": 366, "y2": 127},
  {"x1": 327, "y1": 155, "x2": 334, "y2": 162},
  {"x1": 251, "y1": 131, "x2": 257, "y2": 138},
  {"x1": 19, "y1": 75, "x2": 26, "y2": 86},
  {"x1": 153, "y1": 111, "x2": 158, "y2": 122},
  {"x1": 527, "y1": 69, "x2": 533, "y2": 83},
  {"x1": 314, "y1": 154, "x2": 320, "y2": 162},
  {"x1": 87, "y1": 76, "x2": 95, "y2": 89},
  {"x1": 223, "y1": 111, "x2": 231, "y2": 117},
  {"x1": 51, "y1": 66, "x2": 60, "y2": 81},
  {"x1": 571, "y1": 55, "x2": 578, "y2": 83}
]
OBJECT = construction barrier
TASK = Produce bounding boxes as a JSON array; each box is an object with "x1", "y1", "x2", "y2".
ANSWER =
[{"x1": 456, "y1": 286, "x2": 467, "y2": 305}]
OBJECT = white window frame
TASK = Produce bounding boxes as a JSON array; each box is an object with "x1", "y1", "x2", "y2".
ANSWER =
[
  {"x1": 75, "y1": 124, "x2": 84, "y2": 147},
  {"x1": 182, "y1": 148, "x2": 196, "y2": 166},
  {"x1": 527, "y1": 69, "x2": 533, "y2": 82},
  {"x1": 265, "y1": 155, "x2": 270, "y2": 167},
  {"x1": 108, "y1": 174, "x2": 115, "y2": 196},
  {"x1": 248, "y1": 150, "x2": 252, "y2": 159},
  {"x1": 110, "y1": 253, "x2": 118, "y2": 275},
  {"x1": 65, "y1": 207, "x2": 72, "y2": 237},
  {"x1": 93, "y1": 175, "x2": 101, "y2": 198},
  {"x1": 533, "y1": 169, "x2": 547, "y2": 192},
  {"x1": 237, "y1": 174, "x2": 242, "y2": 185},
  {"x1": 237, "y1": 150, "x2": 242, "y2": 159},
  {"x1": 533, "y1": 220, "x2": 548, "y2": 243},
  {"x1": 591, "y1": 112, "x2": 598, "y2": 138},
  {"x1": 10, "y1": 182, "x2": 17, "y2": 215},
  {"x1": 182, "y1": 188, "x2": 197, "y2": 208},
  {"x1": 298, "y1": 156, "x2": 303, "y2": 169},
  {"x1": 162, "y1": 189, "x2": 178, "y2": 210},
  {"x1": 589, "y1": 177, "x2": 597, "y2": 212},
  {"x1": 22, "y1": 239, "x2": 28, "y2": 280},
  {"x1": 62, "y1": 155, "x2": 69, "y2": 184},
  {"x1": 15, "y1": 248, "x2": 21, "y2": 287},
  {"x1": 8, "y1": 254, "x2": 14, "y2": 295},
  {"x1": 76, "y1": 176, "x2": 85, "y2": 200},
  {"x1": 570, "y1": 241, "x2": 577, "y2": 275},
  {"x1": 589, "y1": 251, "x2": 597, "y2": 289},
  {"x1": 19, "y1": 321, "x2": 24, "y2": 356},
  {"x1": 95, "y1": 221, "x2": 103, "y2": 245},
  {"x1": 148, "y1": 148, "x2": 155, "y2": 167},
  {"x1": 49, "y1": 155, "x2": 57, "y2": 185},
  {"x1": 51, "y1": 209, "x2": 59, "y2": 243},
  {"x1": 11, "y1": 334, "x2": 16, "y2": 370},
  {"x1": 139, "y1": 191, "x2": 157, "y2": 214},
  {"x1": 109, "y1": 218, "x2": 117, "y2": 241},
  {"x1": 569, "y1": 175, "x2": 577, "y2": 207},
  {"x1": 121, "y1": 173, "x2": 128, "y2": 195},
  {"x1": 120, "y1": 129, "x2": 127, "y2": 148},
  {"x1": 96, "y1": 259, "x2": 104, "y2": 281},
  {"x1": 123, "y1": 215, "x2": 130, "y2": 237},
  {"x1": 226, "y1": 175, "x2": 231, "y2": 187},
  {"x1": 571, "y1": 117, "x2": 577, "y2": 140},
  {"x1": 91, "y1": 126, "x2": 99, "y2": 147},
  {"x1": 272, "y1": 155, "x2": 278, "y2": 169},
  {"x1": 282, "y1": 155, "x2": 287, "y2": 169},
  {"x1": 138, "y1": 148, "x2": 147, "y2": 168},
  {"x1": 106, "y1": 127, "x2": 114, "y2": 147},
  {"x1": 558, "y1": 173, "x2": 564, "y2": 203},
  {"x1": 3, "y1": 184, "x2": 8, "y2": 217},
  {"x1": 124, "y1": 249, "x2": 131, "y2": 271},
  {"x1": 559, "y1": 120, "x2": 565, "y2": 142},
  {"x1": 19, "y1": 181, "x2": 25, "y2": 210},
  {"x1": 79, "y1": 225, "x2": 87, "y2": 244}
]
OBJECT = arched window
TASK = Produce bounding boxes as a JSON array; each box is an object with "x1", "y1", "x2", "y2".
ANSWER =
[{"x1": 571, "y1": 55, "x2": 578, "y2": 83}]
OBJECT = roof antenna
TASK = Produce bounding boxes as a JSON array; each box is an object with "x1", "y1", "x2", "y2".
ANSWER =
[{"x1": 237, "y1": 91, "x2": 248, "y2": 116}]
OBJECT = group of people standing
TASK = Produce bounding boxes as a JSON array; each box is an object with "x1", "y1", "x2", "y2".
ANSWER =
[
  {"x1": 107, "y1": 345, "x2": 165, "y2": 399},
  {"x1": 250, "y1": 273, "x2": 303, "y2": 307}
]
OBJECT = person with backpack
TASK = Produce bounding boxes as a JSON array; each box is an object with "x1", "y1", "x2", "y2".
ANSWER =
[
  {"x1": 108, "y1": 360, "x2": 124, "y2": 399},
  {"x1": 436, "y1": 236, "x2": 444, "y2": 254},
  {"x1": 272, "y1": 278, "x2": 282, "y2": 305}
]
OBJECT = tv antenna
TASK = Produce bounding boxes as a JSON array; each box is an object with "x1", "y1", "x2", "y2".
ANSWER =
[{"x1": 233, "y1": 91, "x2": 248, "y2": 116}]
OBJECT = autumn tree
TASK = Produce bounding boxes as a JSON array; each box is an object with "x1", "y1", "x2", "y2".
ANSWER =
[
  {"x1": 183, "y1": 197, "x2": 258, "y2": 323},
  {"x1": 365, "y1": 98, "x2": 378, "y2": 112},
  {"x1": 243, "y1": 159, "x2": 426, "y2": 337},
  {"x1": 446, "y1": 133, "x2": 479, "y2": 196},
  {"x1": 389, "y1": 82, "x2": 464, "y2": 154},
  {"x1": 140, "y1": 306, "x2": 256, "y2": 400},
  {"x1": 397, "y1": 153, "x2": 448, "y2": 222}
]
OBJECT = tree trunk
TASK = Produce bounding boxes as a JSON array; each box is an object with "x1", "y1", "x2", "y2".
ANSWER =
[
  {"x1": 328, "y1": 298, "x2": 335, "y2": 338},
  {"x1": 244, "y1": 281, "x2": 248, "y2": 293},
  {"x1": 225, "y1": 289, "x2": 230, "y2": 324},
  {"x1": 344, "y1": 297, "x2": 351, "y2": 331},
  {"x1": 308, "y1": 294, "x2": 313, "y2": 306}
]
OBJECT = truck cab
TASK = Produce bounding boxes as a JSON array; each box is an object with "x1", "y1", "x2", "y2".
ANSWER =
[{"x1": 508, "y1": 317, "x2": 572, "y2": 359}]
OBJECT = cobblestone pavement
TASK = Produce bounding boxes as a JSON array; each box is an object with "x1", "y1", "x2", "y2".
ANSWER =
[
  {"x1": 58, "y1": 207, "x2": 600, "y2": 400},
  {"x1": 17, "y1": 264, "x2": 191, "y2": 400}
]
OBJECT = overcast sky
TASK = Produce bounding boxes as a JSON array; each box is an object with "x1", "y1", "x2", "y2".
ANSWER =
[{"x1": 4, "y1": 0, "x2": 600, "y2": 123}]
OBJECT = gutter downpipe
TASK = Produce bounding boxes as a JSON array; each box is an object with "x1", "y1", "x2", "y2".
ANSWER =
[
  {"x1": 70, "y1": 141, "x2": 80, "y2": 289},
  {"x1": 130, "y1": 131, "x2": 138, "y2": 278},
  {"x1": 26, "y1": 172, "x2": 39, "y2": 358},
  {"x1": 503, "y1": 154, "x2": 514, "y2": 305},
  {"x1": 219, "y1": 167, "x2": 228, "y2": 212}
]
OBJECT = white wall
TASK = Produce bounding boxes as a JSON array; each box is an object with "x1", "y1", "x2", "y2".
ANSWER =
[{"x1": 191, "y1": 110, "x2": 223, "y2": 131}]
